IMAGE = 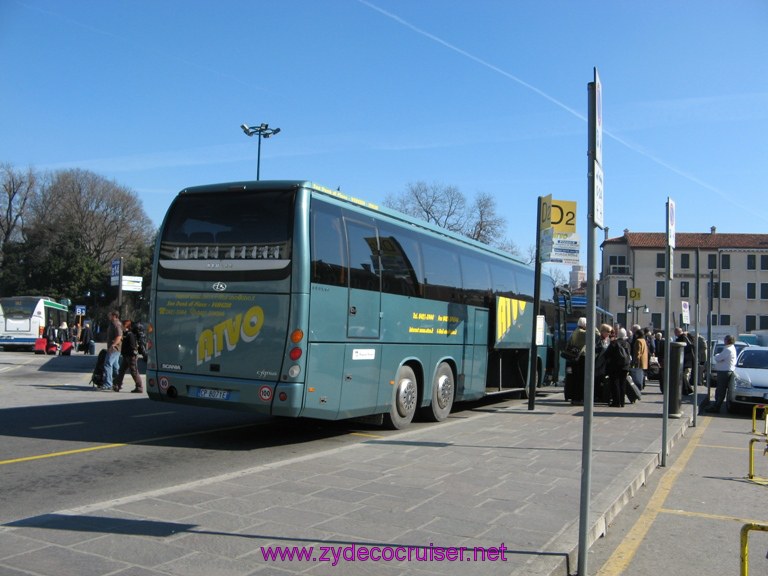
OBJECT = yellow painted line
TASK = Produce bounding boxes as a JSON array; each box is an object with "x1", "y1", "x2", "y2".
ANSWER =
[
  {"x1": 698, "y1": 443, "x2": 749, "y2": 451},
  {"x1": 131, "y1": 411, "x2": 176, "y2": 418},
  {"x1": 1, "y1": 422, "x2": 375, "y2": 466},
  {"x1": 660, "y1": 507, "x2": 765, "y2": 525},
  {"x1": 30, "y1": 421, "x2": 86, "y2": 430},
  {"x1": 1, "y1": 443, "x2": 127, "y2": 464},
  {"x1": 596, "y1": 417, "x2": 711, "y2": 576}
]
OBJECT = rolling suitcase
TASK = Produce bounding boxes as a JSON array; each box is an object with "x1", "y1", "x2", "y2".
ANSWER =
[
  {"x1": 60, "y1": 341, "x2": 74, "y2": 356},
  {"x1": 625, "y1": 374, "x2": 642, "y2": 403},
  {"x1": 89, "y1": 349, "x2": 108, "y2": 387}
]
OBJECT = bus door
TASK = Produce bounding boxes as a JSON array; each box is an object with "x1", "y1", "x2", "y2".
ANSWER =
[
  {"x1": 340, "y1": 217, "x2": 382, "y2": 416},
  {"x1": 345, "y1": 218, "x2": 381, "y2": 339}
]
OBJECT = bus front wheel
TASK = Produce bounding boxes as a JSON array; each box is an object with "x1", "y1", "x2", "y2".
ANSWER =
[
  {"x1": 384, "y1": 365, "x2": 418, "y2": 430},
  {"x1": 423, "y1": 362, "x2": 454, "y2": 422}
]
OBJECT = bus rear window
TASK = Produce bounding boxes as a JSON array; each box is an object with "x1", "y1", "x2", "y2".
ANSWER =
[{"x1": 158, "y1": 190, "x2": 293, "y2": 280}]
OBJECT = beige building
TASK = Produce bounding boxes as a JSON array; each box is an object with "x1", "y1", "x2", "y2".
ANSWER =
[{"x1": 598, "y1": 227, "x2": 768, "y2": 337}]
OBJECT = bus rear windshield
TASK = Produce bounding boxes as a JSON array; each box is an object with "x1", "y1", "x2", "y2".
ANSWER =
[{"x1": 158, "y1": 190, "x2": 293, "y2": 281}]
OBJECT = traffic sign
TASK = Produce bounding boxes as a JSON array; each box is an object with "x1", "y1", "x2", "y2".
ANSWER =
[
  {"x1": 629, "y1": 288, "x2": 642, "y2": 301},
  {"x1": 110, "y1": 258, "x2": 121, "y2": 287},
  {"x1": 121, "y1": 275, "x2": 143, "y2": 292},
  {"x1": 75, "y1": 305, "x2": 86, "y2": 316}
]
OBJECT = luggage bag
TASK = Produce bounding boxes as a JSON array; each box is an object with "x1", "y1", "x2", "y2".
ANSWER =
[
  {"x1": 625, "y1": 374, "x2": 642, "y2": 403},
  {"x1": 89, "y1": 349, "x2": 108, "y2": 387}
]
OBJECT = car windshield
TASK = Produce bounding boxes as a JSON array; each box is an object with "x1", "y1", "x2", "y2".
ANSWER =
[{"x1": 737, "y1": 350, "x2": 768, "y2": 369}]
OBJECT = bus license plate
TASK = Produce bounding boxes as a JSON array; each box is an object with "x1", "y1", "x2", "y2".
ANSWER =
[{"x1": 197, "y1": 388, "x2": 230, "y2": 400}]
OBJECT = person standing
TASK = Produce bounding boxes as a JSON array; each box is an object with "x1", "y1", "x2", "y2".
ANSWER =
[
  {"x1": 607, "y1": 328, "x2": 632, "y2": 407},
  {"x1": 101, "y1": 310, "x2": 123, "y2": 391},
  {"x1": 706, "y1": 335, "x2": 737, "y2": 413},
  {"x1": 632, "y1": 328, "x2": 649, "y2": 389},
  {"x1": 114, "y1": 319, "x2": 143, "y2": 393},
  {"x1": 568, "y1": 317, "x2": 588, "y2": 406},
  {"x1": 80, "y1": 322, "x2": 94, "y2": 354}
]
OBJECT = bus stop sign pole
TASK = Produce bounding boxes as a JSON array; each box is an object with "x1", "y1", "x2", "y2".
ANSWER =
[{"x1": 527, "y1": 196, "x2": 544, "y2": 410}]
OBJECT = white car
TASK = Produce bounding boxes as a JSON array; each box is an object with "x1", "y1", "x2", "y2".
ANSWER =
[{"x1": 727, "y1": 346, "x2": 768, "y2": 414}]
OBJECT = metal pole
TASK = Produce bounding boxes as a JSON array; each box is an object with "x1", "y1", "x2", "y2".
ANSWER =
[
  {"x1": 528, "y1": 197, "x2": 543, "y2": 410},
  {"x1": 692, "y1": 249, "x2": 700, "y2": 427},
  {"x1": 577, "y1": 78, "x2": 598, "y2": 576},
  {"x1": 257, "y1": 132, "x2": 262, "y2": 180}
]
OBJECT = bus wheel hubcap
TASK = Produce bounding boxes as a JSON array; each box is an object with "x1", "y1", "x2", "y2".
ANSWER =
[
  {"x1": 397, "y1": 378, "x2": 417, "y2": 417},
  {"x1": 435, "y1": 374, "x2": 452, "y2": 409}
]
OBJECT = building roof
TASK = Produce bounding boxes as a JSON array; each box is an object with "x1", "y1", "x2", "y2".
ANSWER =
[{"x1": 603, "y1": 229, "x2": 768, "y2": 250}]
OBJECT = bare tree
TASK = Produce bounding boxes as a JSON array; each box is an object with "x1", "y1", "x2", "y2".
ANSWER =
[
  {"x1": 0, "y1": 163, "x2": 37, "y2": 247},
  {"x1": 29, "y1": 168, "x2": 154, "y2": 267},
  {"x1": 384, "y1": 181, "x2": 522, "y2": 253},
  {"x1": 385, "y1": 181, "x2": 469, "y2": 233}
]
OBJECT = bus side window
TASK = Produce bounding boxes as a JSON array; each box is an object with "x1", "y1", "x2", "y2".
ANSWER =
[
  {"x1": 422, "y1": 240, "x2": 461, "y2": 302},
  {"x1": 460, "y1": 251, "x2": 492, "y2": 306},
  {"x1": 310, "y1": 202, "x2": 347, "y2": 287},
  {"x1": 346, "y1": 218, "x2": 380, "y2": 292},
  {"x1": 377, "y1": 223, "x2": 424, "y2": 298}
]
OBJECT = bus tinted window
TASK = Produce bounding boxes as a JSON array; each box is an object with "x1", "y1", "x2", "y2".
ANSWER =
[
  {"x1": 158, "y1": 190, "x2": 293, "y2": 280},
  {"x1": 310, "y1": 202, "x2": 347, "y2": 287},
  {"x1": 460, "y1": 252, "x2": 492, "y2": 306},
  {"x1": 378, "y1": 223, "x2": 424, "y2": 297},
  {"x1": 346, "y1": 218, "x2": 381, "y2": 291},
  {"x1": 422, "y1": 240, "x2": 461, "y2": 301},
  {"x1": 490, "y1": 262, "x2": 518, "y2": 296}
]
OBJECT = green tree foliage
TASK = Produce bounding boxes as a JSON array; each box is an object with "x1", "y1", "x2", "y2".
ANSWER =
[{"x1": 0, "y1": 166, "x2": 155, "y2": 318}]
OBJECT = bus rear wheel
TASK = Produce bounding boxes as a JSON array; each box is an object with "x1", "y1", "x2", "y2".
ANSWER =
[
  {"x1": 423, "y1": 362, "x2": 454, "y2": 422},
  {"x1": 384, "y1": 365, "x2": 418, "y2": 430}
]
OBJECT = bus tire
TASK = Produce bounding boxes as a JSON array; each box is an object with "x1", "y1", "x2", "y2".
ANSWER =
[
  {"x1": 384, "y1": 365, "x2": 418, "y2": 430},
  {"x1": 424, "y1": 361, "x2": 454, "y2": 422}
]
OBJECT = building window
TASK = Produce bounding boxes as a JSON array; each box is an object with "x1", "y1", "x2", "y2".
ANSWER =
[
  {"x1": 708, "y1": 254, "x2": 717, "y2": 270},
  {"x1": 711, "y1": 313, "x2": 718, "y2": 326},
  {"x1": 618, "y1": 312, "x2": 628, "y2": 328},
  {"x1": 720, "y1": 253, "x2": 730, "y2": 270},
  {"x1": 680, "y1": 253, "x2": 690, "y2": 269},
  {"x1": 746, "y1": 315, "x2": 757, "y2": 332},
  {"x1": 656, "y1": 281, "x2": 665, "y2": 297},
  {"x1": 761, "y1": 316, "x2": 768, "y2": 330},
  {"x1": 680, "y1": 281, "x2": 689, "y2": 297},
  {"x1": 762, "y1": 255, "x2": 768, "y2": 271},
  {"x1": 748, "y1": 254, "x2": 756, "y2": 270},
  {"x1": 747, "y1": 283, "x2": 756, "y2": 300},
  {"x1": 656, "y1": 253, "x2": 665, "y2": 268},
  {"x1": 720, "y1": 314, "x2": 731, "y2": 326},
  {"x1": 762, "y1": 283, "x2": 768, "y2": 300},
  {"x1": 709, "y1": 282, "x2": 720, "y2": 299},
  {"x1": 651, "y1": 313, "x2": 661, "y2": 330},
  {"x1": 720, "y1": 282, "x2": 730, "y2": 299}
]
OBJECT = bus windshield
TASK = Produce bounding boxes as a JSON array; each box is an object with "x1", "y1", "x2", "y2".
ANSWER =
[
  {"x1": 158, "y1": 189, "x2": 294, "y2": 282},
  {"x1": 0, "y1": 297, "x2": 39, "y2": 318}
]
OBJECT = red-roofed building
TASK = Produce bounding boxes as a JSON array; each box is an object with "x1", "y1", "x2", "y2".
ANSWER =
[{"x1": 599, "y1": 227, "x2": 768, "y2": 337}]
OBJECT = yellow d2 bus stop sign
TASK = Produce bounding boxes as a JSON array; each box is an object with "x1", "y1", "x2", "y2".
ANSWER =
[{"x1": 540, "y1": 196, "x2": 577, "y2": 234}]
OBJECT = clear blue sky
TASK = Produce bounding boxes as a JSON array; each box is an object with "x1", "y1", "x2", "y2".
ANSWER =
[{"x1": 2, "y1": 0, "x2": 767, "y2": 265}]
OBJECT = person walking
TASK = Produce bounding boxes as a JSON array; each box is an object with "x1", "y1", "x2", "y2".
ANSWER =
[
  {"x1": 114, "y1": 319, "x2": 143, "y2": 393},
  {"x1": 706, "y1": 335, "x2": 737, "y2": 413},
  {"x1": 100, "y1": 310, "x2": 123, "y2": 391}
]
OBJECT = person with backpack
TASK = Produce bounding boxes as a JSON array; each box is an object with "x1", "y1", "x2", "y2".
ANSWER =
[
  {"x1": 606, "y1": 327, "x2": 632, "y2": 407},
  {"x1": 114, "y1": 319, "x2": 143, "y2": 393},
  {"x1": 132, "y1": 320, "x2": 148, "y2": 363},
  {"x1": 100, "y1": 310, "x2": 123, "y2": 391}
]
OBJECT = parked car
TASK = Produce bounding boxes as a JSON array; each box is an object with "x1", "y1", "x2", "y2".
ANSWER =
[
  {"x1": 727, "y1": 346, "x2": 768, "y2": 414},
  {"x1": 705, "y1": 341, "x2": 750, "y2": 385}
]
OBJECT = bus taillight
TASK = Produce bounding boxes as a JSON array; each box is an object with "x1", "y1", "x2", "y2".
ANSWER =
[{"x1": 289, "y1": 347, "x2": 302, "y2": 361}]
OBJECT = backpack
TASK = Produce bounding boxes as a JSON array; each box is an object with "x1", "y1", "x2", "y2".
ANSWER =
[
  {"x1": 616, "y1": 341, "x2": 632, "y2": 371},
  {"x1": 133, "y1": 323, "x2": 147, "y2": 356}
]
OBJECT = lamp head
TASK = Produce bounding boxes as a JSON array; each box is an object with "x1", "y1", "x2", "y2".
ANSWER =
[{"x1": 241, "y1": 123, "x2": 252, "y2": 136}]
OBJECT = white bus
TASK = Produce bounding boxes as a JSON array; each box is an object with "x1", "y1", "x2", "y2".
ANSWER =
[{"x1": 0, "y1": 296, "x2": 70, "y2": 351}]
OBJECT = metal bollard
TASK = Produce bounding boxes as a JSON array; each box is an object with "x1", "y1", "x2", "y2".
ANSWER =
[
  {"x1": 667, "y1": 342, "x2": 685, "y2": 418},
  {"x1": 740, "y1": 523, "x2": 768, "y2": 576},
  {"x1": 747, "y1": 438, "x2": 768, "y2": 485},
  {"x1": 750, "y1": 404, "x2": 767, "y2": 435}
]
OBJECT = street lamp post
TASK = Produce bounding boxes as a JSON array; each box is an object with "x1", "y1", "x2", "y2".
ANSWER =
[
  {"x1": 240, "y1": 123, "x2": 281, "y2": 180},
  {"x1": 627, "y1": 303, "x2": 650, "y2": 326}
]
